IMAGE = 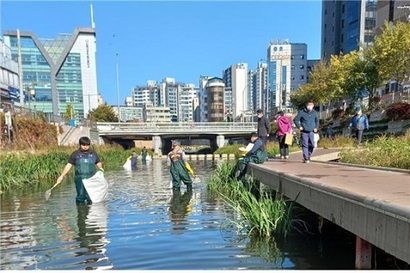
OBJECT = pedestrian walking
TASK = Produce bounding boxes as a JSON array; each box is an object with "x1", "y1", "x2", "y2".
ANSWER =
[
  {"x1": 348, "y1": 107, "x2": 369, "y2": 145},
  {"x1": 293, "y1": 100, "x2": 319, "y2": 163},
  {"x1": 256, "y1": 109, "x2": 271, "y2": 147},
  {"x1": 275, "y1": 111, "x2": 292, "y2": 159}
]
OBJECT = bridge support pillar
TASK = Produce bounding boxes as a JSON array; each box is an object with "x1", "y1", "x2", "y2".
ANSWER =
[
  {"x1": 152, "y1": 136, "x2": 162, "y2": 155},
  {"x1": 355, "y1": 236, "x2": 372, "y2": 269},
  {"x1": 216, "y1": 135, "x2": 225, "y2": 148}
]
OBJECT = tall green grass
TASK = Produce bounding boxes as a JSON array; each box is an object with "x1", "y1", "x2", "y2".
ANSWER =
[
  {"x1": 207, "y1": 161, "x2": 300, "y2": 238},
  {"x1": 0, "y1": 145, "x2": 131, "y2": 192},
  {"x1": 339, "y1": 133, "x2": 410, "y2": 169}
]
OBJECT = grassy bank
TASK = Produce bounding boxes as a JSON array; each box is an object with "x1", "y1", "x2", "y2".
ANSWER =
[{"x1": 0, "y1": 145, "x2": 139, "y2": 192}]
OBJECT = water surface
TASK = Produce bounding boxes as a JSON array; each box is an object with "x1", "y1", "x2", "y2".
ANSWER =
[{"x1": 0, "y1": 159, "x2": 354, "y2": 270}]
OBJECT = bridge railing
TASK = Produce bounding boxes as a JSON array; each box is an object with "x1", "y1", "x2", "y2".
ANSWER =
[{"x1": 96, "y1": 122, "x2": 257, "y2": 133}]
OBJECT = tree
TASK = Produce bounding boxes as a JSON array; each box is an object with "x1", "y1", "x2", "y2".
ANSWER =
[
  {"x1": 88, "y1": 105, "x2": 118, "y2": 122},
  {"x1": 64, "y1": 103, "x2": 76, "y2": 120},
  {"x1": 370, "y1": 21, "x2": 410, "y2": 86},
  {"x1": 354, "y1": 49, "x2": 384, "y2": 110}
]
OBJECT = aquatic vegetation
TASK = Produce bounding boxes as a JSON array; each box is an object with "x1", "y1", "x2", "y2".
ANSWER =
[{"x1": 207, "y1": 161, "x2": 299, "y2": 238}]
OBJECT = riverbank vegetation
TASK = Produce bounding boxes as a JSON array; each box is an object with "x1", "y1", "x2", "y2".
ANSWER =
[
  {"x1": 214, "y1": 141, "x2": 300, "y2": 159},
  {"x1": 207, "y1": 161, "x2": 302, "y2": 238},
  {"x1": 0, "y1": 145, "x2": 144, "y2": 192}
]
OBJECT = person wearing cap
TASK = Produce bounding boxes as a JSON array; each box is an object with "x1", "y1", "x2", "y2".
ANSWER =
[
  {"x1": 167, "y1": 141, "x2": 193, "y2": 191},
  {"x1": 233, "y1": 132, "x2": 267, "y2": 180},
  {"x1": 348, "y1": 107, "x2": 369, "y2": 145}
]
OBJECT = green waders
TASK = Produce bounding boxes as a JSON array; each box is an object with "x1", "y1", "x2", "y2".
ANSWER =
[
  {"x1": 74, "y1": 157, "x2": 97, "y2": 204},
  {"x1": 237, "y1": 150, "x2": 267, "y2": 180},
  {"x1": 169, "y1": 160, "x2": 193, "y2": 190}
]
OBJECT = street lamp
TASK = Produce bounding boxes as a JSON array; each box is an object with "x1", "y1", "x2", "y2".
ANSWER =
[
  {"x1": 116, "y1": 53, "x2": 120, "y2": 123},
  {"x1": 30, "y1": 89, "x2": 36, "y2": 118}
]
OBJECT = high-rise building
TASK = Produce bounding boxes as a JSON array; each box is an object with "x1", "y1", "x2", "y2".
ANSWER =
[
  {"x1": 267, "y1": 40, "x2": 307, "y2": 113},
  {"x1": 132, "y1": 80, "x2": 160, "y2": 107},
  {"x1": 376, "y1": 0, "x2": 410, "y2": 34},
  {"x1": 321, "y1": 0, "x2": 377, "y2": 59},
  {"x1": 205, "y1": 77, "x2": 225, "y2": 122},
  {"x1": 250, "y1": 61, "x2": 268, "y2": 115},
  {"x1": 198, "y1": 76, "x2": 212, "y2": 122},
  {"x1": 3, "y1": 28, "x2": 98, "y2": 121},
  {"x1": 0, "y1": 38, "x2": 19, "y2": 109},
  {"x1": 222, "y1": 63, "x2": 248, "y2": 120},
  {"x1": 178, "y1": 83, "x2": 199, "y2": 122}
]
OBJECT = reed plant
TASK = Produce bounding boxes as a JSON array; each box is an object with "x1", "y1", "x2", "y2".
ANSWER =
[
  {"x1": 339, "y1": 133, "x2": 410, "y2": 169},
  {"x1": 0, "y1": 145, "x2": 131, "y2": 192},
  {"x1": 207, "y1": 161, "x2": 299, "y2": 238}
]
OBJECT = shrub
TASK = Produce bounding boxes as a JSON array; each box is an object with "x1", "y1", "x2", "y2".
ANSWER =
[
  {"x1": 331, "y1": 108, "x2": 345, "y2": 119},
  {"x1": 385, "y1": 102, "x2": 410, "y2": 121}
]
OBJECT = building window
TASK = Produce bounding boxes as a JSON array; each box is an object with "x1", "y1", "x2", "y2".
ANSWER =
[
  {"x1": 342, "y1": 4, "x2": 345, "y2": 13},
  {"x1": 291, "y1": 65, "x2": 295, "y2": 70},
  {"x1": 299, "y1": 65, "x2": 304, "y2": 69},
  {"x1": 300, "y1": 75, "x2": 304, "y2": 80},
  {"x1": 300, "y1": 54, "x2": 305, "y2": 59}
]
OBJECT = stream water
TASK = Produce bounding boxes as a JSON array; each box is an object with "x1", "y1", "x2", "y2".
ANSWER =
[{"x1": 0, "y1": 159, "x2": 356, "y2": 270}]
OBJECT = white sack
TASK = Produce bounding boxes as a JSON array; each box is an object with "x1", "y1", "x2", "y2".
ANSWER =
[
  {"x1": 313, "y1": 133, "x2": 320, "y2": 148},
  {"x1": 123, "y1": 158, "x2": 132, "y2": 170},
  {"x1": 82, "y1": 171, "x2": 109, "y2": 203}
]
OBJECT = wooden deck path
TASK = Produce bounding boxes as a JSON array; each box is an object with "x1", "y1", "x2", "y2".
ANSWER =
[{"x1": 248, "y1": 148, "x2": 410, "y2": 268}]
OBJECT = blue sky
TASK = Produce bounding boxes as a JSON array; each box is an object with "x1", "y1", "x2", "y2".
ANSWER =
[{"x1": 1, "y1": 0, "x2": 322, "y2": 106}]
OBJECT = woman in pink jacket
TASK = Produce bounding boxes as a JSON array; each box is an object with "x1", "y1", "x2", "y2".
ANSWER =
[{"x1": 276, "y1": 111, "x2": 292, "y2": 159}]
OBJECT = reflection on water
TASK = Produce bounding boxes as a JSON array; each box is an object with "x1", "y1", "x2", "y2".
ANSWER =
[
  {"x1": 168, "y1": 188, "x2": 193, "y2": 235},
  {"x1": 0, "y1": 159, "x2": 355, "y2": 270}
]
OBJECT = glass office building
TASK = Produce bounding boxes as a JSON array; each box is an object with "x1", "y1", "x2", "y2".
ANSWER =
[{"x1": 3, "y1": 28, "x2": 98, "y2": 121}]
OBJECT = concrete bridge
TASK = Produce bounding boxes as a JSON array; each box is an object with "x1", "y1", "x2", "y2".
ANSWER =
[
  {"x1": 248, "y1": 150, "x2": 410, "y2": 269},
  {"x1": 95, "y1": 122, "x2": 258, "y2": 153}
]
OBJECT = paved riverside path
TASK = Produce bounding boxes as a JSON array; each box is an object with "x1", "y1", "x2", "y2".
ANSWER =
[{"x1": 248, "y1": 148, "x2": 410, "y2": 265}]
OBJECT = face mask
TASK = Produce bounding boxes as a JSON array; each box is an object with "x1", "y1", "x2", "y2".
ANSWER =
[{"x1": 306, "y1": 106, "x2": 313, "y2": 111}]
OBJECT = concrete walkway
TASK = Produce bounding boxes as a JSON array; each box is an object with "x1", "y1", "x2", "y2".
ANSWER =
[{"x1": 250, "y1": 148, "x2": 410, "y2": 265}]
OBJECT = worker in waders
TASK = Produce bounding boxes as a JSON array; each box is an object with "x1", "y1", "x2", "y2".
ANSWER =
[
  {"x1": 56, "y1": 136, "x2": 104, "y2": 204},
  {"x1": 167, "y1": 141, "x2": 193, "y2": 191}
]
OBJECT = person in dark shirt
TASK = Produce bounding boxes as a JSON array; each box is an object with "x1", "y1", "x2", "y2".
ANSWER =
[
  {"x1": 141, "y1": 146, "x2": 148, "y2": 163},
  {"x1": 56, "y1": 136, "x2": 104, "y2": 204},
  {"x1": 293, "y1": 100, "x2": 319, "y2": 163},
  {"x1": 256, "y1": 109, "x2": 271, "y2": 148},
  {"x1": 233, "y1": 132, "x2": 267, "y2": 180}
]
